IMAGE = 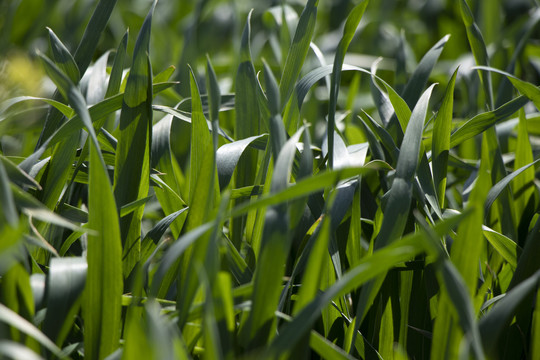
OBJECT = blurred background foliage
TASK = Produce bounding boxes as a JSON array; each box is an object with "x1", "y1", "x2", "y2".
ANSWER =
[
  {"x1": 0, "y1": 0, "x2": 538, "y2": 176},
  {"x1": 2, "y1": 0, "x2": 539, "y2": 132}
]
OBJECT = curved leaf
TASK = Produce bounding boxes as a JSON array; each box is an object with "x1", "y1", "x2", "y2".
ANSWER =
[
  {"x1": 479, "y1": 270, "x2": 540, "y2": 358},
  {"x1": 0, "y1": 303, "x2": 67, "y2": 359},
  {"x1": 216, "y1": 134, "x2": 268, "y2": 189},
  {"x1": 484, "y1": 158, "x2": 540, "y2": 217},
  {"x1": 43, "y1": 257, "x2": 87, "y2": 344}
]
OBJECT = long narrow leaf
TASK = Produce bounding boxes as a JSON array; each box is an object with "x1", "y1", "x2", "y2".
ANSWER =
[{"x1": 113, "y1": 2, "x2": 156, "y2": 276}]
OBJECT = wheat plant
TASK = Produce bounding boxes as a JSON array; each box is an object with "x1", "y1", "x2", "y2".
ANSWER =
[{"x1": 1, "y1": 0, "x2": 540, "y2": 359}]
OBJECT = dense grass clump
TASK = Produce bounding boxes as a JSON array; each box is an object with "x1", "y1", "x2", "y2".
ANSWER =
[{"x1": 1, "y1": 0, "x2": 540, "y2": 359}]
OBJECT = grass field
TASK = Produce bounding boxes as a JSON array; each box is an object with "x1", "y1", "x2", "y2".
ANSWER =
[{"x1": 1, "y1": 0, "x2": 540, "y2": 359}]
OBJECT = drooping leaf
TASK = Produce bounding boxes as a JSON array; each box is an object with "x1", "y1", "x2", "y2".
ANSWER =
[{"x1": 216, "y1": 134, "x2": 268, "y2": 190}]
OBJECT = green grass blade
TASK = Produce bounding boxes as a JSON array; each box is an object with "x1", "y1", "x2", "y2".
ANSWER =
[
  {"x1": 379, "y1": 84, "x2": 436, "y2": 248},
  {"x1": 275, "y1": 312, "x2": 356, "y2": 360},
  {"x1": 85, "y1": 51, "x2": 111, "y2": 106},
  {"x1": 475, "y1": 65, "x2": 540, "y2": 111},
  {"x1": 431, "y1": 138, "x2": 491, "y2": 359},
  {"x1": 150, "y1": 222, "x2": 215, "y2": 296},
  {"x1": 401, "y1": 35, "x2": 450, "y2": 108},
  {"x1": 0, "y1": 155, "x2": 40, "y2": 190},
  {"x1": 0, "y1": 341, "x2": 44, "y2": 360},
  {"x1": 196, "y1": 265, "x2": 222, "y2": 360},
  {"x1": 379, "y1": 286, "x2": 395, "y2": 360},
  {"x1": 358, "y1": 111, "x2": 399, "y2": 164},
  {"x1": 37, "y1": 22, "x2": 125, "y2": 360},
  {"x1": 34, "y1": 53, "x2": 94, "y2": 253},
  {"x1": 271, "y1": 126, "x2": 304, "y2": 193},
  {"x1": 1, "y1": 262, "x2": 35, "y2": 341},
  {"x1": 234, "y1": 12, "x2": 260, "y2": 143},
  {"x1": 288, "y1": 126, "x2": 313, "y2": 229},
  {"x1": 380, "y1": 80, "x2": 411, "y2": 132},
  {"x1": 265, "y1": 61, "x2": 281, "y2": 118},
  {"x1": 10, "y1": 184, "x2": 82, "y2": 232},
  {"x1": 151, "y1": 114, "x2": 187, "y2": 231},
  {"x1": 18, "y1": 82, "x2": 175, "y2": 175},
  {"x1": 152, "y1": 104, "x2": 231, "y2": 140},
  {"x1": 0, "y1": 96, "x2": 74, "y2": 119},
  {"x1": 42, "y1": 258, "x2": 86, "y2": 345},
  {"x1": 495, "y1": 8, "x2": 540, "y2": 106},
  {"x1": 206, "y1": 55, "x2": 221, "y2": 153},
  {"x1": 483, "y1": 226, "x2": 521, "y2": 268},
  {"x1": 84, "y1": 104, "x2": 123, "y2": 360},
  {"x1": 207, "y1": 272, "x2": 235, "y2": 358},
  {"x1": 293, "y1": 209, "x2": 332, "y2": 315},
  {"x1": 149, "y1": 116, "x2": 188, "y2": 297},
  {"x1": 449, "y1": 95, "x2": 528, "y2": 148},
  {"x1": 484, "y1": 158, "x2": 540, "y2": 218},
  {"x1": 73, "y1": 0, "x2": 118, "y2": 76},
  {"x1": 224, "y1": 235, "x2": 253, "y2": 284},
  {"x1": 350, "y1": 84, "x2": 435, "y2": 351},
  {"x1": 175, "y1": 68, "x2": 219, "y2": 328},
  {"x1": 279, "y1": 0, "x2": 318, "y2": 107},
  {"x1": 37, "y1": 0, "x2": 118, "y2": 146},
  {"x1": 186, "y1": 67, "x2": 217, "y2": 229},
  {"x1": 105, "y1": 30, "x2": 129, "y2": 98},
  {"x1": 233, "y1": 10, "x2": 260, "y2": 248},
  {"x1": 432, "y1": 67, "x2": 458, "y2": 208},
  {"x1": 508, "y1": 217, "x2": 540, "y2": 290},
  {"x1": 451, "y1": 141, "x2": 491, "y2": 293},
  {"x1": 264, "y1": 62, "x2": 287, "y2": 161},
  {"x1": 327, "y1": 0, "x2": 369, "y2": 169},
  {"x1": 235, "y1": 9, "x2": 260, "y2": 154},
  {"x1": 240, "y1": 129, "x2": 304, "y2": 349},
  {"x1": 123, "y1": 300, "x2": 190, "y2": 360},
  {"x1": 513, "y1": 109, "x2": 538, "y2": 230},
  {"x1": 36, "y1": 53, "x2": 98, "y2": 143},
  {"x1": 229, "y1": 165, "x2": 378, "y2": 219},
  {"x1": 235, "y1": 10, "x2": 260, "y2": 141},
  {"x1": 47, "y1": 28, "x2": 80, "y2": 84},
  {"x1": 309, "y1": 330, "x2": 356, "y2": 360},
  {"x1": 0, "y1": 159, "x2": 18, "y2": 227},
  {"x1": 143, "y1": 207, "x2": 188, "y2": 244},
  {"x1": 113, "y1": 1, "x2": 156, "y2": 277},
  {"x1": 267, "y1": 235, "x2": 427, "y2": 357},
  {"x1": 460, "y1": 0, "x2": 493, "y2": 109},
  {"x1": 479, "y1": 270, "x2": 540, "y2": 358},
  {"x1": 216, "y1": 134, "x2": 268, "y2": 189},
  {"x1": 437, "y1": 260, "x2": 485, "y2": 359},
  {"x1": 0, "y1": 303, "x2": 67, "y2": 359}
]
